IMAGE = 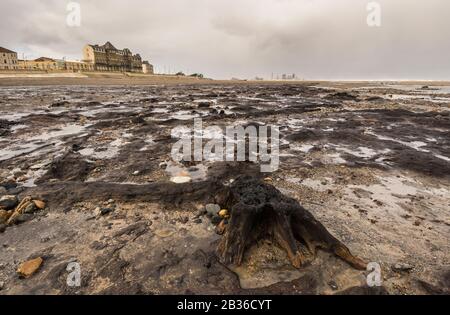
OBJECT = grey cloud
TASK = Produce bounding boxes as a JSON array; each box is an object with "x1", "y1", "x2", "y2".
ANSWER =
[{"x1": 0, "y1": 0, "x2": 449, "y2": 79}]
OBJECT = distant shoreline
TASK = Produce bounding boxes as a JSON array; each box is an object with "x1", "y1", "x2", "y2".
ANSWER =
[{"x1": 0, "y1": 72, "x2": 449, "y2": 87}]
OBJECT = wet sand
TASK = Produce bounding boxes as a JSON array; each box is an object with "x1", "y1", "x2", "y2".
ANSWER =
[{"x1": 0, "y1": 81, "x2": 449, "y2": 294}]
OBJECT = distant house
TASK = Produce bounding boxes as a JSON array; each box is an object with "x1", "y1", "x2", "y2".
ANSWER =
[
  {"x1": 83, "y1": 41, "x2": 144, "y2": 72},
  {"x1": 142, "y1": 61, "x2": 154, "y2": 74},
  {"x1": 0, "y1": 47, "x2": 19, "y2": 70}
]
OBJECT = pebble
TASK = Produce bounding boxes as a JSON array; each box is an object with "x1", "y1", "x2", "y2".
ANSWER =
[
  {"x1": 392, "y1": 263, "x2": 414, "y2": 272},
  {"x1": 215, "y1": 220, "x2": 227, "y2": 235},
  {"x1": 205, "y1": 204, "x2": 220, "y2": 216},
  {"x1": 0, "y1": 224, "x2": 6, "y2": 233},
  {"x1": 211, "y1": 216, "x2": 222, "y2": 225},
  {"x1": 23, "y1": 202, "x2": 37, "y2": 214},
  {"x1": 17, "y1": 257, "x2": 43, "y2": 278},
  {"x1": 218, "y1": 209, "x2": 229, "y2": 219},
  {"x1": 15, "y1": 214, "x2": 34, "y2": 224},
  {"x1": 328, "y1": 280, "x2": 339, "y2": 291},
  {"x1": 170, "y1": 176, "x2": 191, "y2": 184},
  {"x1": 132, "y1": 171, "x2": 140, "y2": 176},
  {"x1": 0, "y1": 195, "x2": 18, "y2": 210},
  {"x1": 33, "y1": 200, "x2": 46, "y2": 210}
]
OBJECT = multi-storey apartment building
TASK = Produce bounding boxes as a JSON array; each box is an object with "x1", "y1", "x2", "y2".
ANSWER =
[
  {"x1": 83, "y1": 42, "x2": 144, "y2": 72},
  {"x1": 0, "y1": 47, "x2": 19, "y2": 70}
]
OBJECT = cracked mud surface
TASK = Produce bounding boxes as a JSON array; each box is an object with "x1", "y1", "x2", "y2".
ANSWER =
[{"x1": 0, "y1": 81, "x2": 449, "y2": 295}]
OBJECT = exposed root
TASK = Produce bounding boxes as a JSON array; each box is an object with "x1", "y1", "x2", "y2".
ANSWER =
[{"x1": 216, "y1": 176, "x2": 367, "y2": 270}]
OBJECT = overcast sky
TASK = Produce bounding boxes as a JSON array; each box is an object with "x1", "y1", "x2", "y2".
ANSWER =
[{"x1": 1, "y1": 0, "x2": 449, "y2": 80}]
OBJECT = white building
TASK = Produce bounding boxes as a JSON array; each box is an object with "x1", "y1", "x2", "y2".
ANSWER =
[{"x1": 0, "y1": 47, "x2": 19, "y2": 70}]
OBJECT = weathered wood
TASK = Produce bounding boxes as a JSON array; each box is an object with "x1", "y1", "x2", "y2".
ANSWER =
[{"x1": 216, "y1": 176, "x2": 367, "y2": 270}]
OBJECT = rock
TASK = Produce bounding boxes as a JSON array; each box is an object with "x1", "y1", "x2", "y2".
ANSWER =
[
  {"x1": 0, "y1": 224, "x2": 6, "y2": 233},
  {"x1": 0, "y1": 210, "x2": 12, "y2": 224},
  {"x1": 193, "y1": 218, "x2": 202, "y2": 224},
  {"x1": 132, "y1": 171, "x2": 140, "y2": 176},
  {"x1": 264, "y1": 177, "x2": 273, "y2": 182},
  {"x1": 215, "y1": 220, "x2": 227, "y2": 235},
  {"x1": 211, "y1": 216, "x2": 222, "y2": 225},
  {"x1": 23, "y1": 202, "x2": 37, "y2": 214},
  {"x1": 205, "y1": 204, "x2": 220, "y2": 216},
  {"x1": 17, "y1": 257, "x2": 43, "y2": 278},
  {"x1": 14, "y1": 214, "x2": 34, "y2": 224},
  {"x1": 170, "y1": 176, "x2": 191, "y2": 184},
  {"x1": 0, "y1": 195, "x2": 18, "y2": 210},
  {"x1": 197, "y1": 102, "x2": 212, "y2": 108},
  {"x1": 94, "y1": 207, "x2": 113, "y2": 217},
  {"x1": 218, "y1": 209, "x2": 229, "y2": 219},
  {"x1": 94, "y1": 207, "x2": 101, "y2": 216},
  {"x1": 33, "y1": 200, "x2": 46, "y2": 210},
  {"x1": 0, "y1": 186, "x2": 7, "y2": 196},
  {"x1": 328, "y1": 280, "x2": 339, "y2": 291},
  {"x1": 392, "y1": 263, "x2": 414, "y2": 272}
]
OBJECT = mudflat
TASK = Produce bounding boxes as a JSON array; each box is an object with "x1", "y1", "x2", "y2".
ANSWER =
[{"x1": 0, "y1": 81, "x2": 449, "y2": 294}]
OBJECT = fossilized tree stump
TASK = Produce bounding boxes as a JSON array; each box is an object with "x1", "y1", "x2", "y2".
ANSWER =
[{"x1": 216, "y1": 176, "x2": 367, "y2": 270}]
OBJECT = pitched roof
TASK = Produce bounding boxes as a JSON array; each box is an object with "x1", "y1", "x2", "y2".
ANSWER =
[
  {"x1": 0, "y1": 47, "x2": 16, "y2": 54},
  {"x1": 102, "y1": 42, "x2": 117, "y2": 50},
  {"x1": 34, "y1": 57, "x2": 56, "y2": 62}
]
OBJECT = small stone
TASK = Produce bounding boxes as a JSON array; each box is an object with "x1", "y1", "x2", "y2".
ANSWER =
[
  {"x1": 218, "y1": 209, "x2": 229, "y2": 219},
  {"x1": 0, "y1": 224, "x2": 6, "y2": 233},
  {"x1": 23, "y1": 202, "x2": 37, "y2": 214},
  {"x1": 0, "y1": 195, "x2": 18, "y2": 210},
  {"x1": 215, "y1": 220, "x2": 227, "y2": 235},
  {"x1": 264, "y1": 177, "x2": 273, "y2": 182},
  {"x1": 100, "y1": 208, "x2": 113, "y2": 216},
  {"x1": 414, "y1": 220, "x2": 421, "y2": 226},
  {"x1": 0, "y1": 186, "x2": 7, "y2": 195},
  {"x1": 392, "y1": 263, "x2": 414, "y2": 272},
  {"x1": 17, "y1": 257, "x2": 43, "y2": 278},
  {"x1": 132, "y1": 171, "x2": 140, "y2": 176},
  {"x1": 211, "y1": 216, "x2": 222, "y2": 225},
  {"x1": 205, "y1": 204, "x2": 220, "y2": 216},
  {"x1": 193, "y1": 218, "x2": 202, "y2": 224},
  {"x1": 33, "y1": 200, "x2": 46, "y2": 210},
  {"x1": 170, "y1": 176, "x2": 191, "y2": 184},
  {"x1": 328, "y1": 280, "x2": 339, "y2": 291},
  {"x1": 107, "y1": 199, "x2": 114, "y2": 204},
  {"x1": 94, "y1": 207, "x2": 101, "y2": 216},
  {"x1": 14, "y1": 214, "x2": 34, "y2": 224}
]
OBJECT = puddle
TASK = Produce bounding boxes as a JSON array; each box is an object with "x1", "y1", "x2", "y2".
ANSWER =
[
  {"x1": 79, "y1": 138, "x2": 124, "y2": 159},
  {"x1": 367, "y1": 132, "x2": 430, "y2": 153}
]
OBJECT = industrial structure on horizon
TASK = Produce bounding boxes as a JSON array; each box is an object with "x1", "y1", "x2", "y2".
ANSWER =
[{"x1": 0, "y1": 42, "x2": 154, "y2": 74}]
